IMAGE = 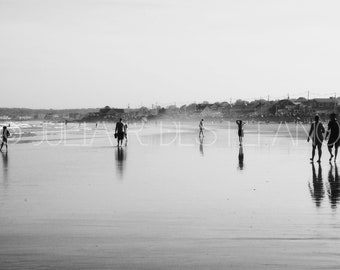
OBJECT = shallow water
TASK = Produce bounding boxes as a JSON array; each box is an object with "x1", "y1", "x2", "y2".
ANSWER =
[{"x1": 0, "y1": 122, "x2": 339, "y2": 269}]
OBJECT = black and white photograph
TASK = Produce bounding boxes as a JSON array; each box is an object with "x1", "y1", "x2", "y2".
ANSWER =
[{"x1": 1, "y1": 0, "x2": 340, "y2": 269}]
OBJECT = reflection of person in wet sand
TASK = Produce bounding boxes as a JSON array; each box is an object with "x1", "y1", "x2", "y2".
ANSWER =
[
  {"x1": 238, "y1": 145, "x2": 244, "y2": 170},
  {"x1": 308, "y1": 163, "x2": 324, "y2": 207},
  {"x1": 199, "y1": 136, "x2": 204, "y2": 156},
  {"x1": 307, "y1": 115, "x2": 325, "y2": 163},
  {"x1": 325, "y1": 113, "x2": 340, "y2": 162},
  {"x1": 199, "y1": 119, "x2": 204, "y2": 138},
  {"x1": 115, "y1": 147, "x2": 126, "y2": 177},
  {"x1": 1, "y1": 151, "x2": 8, "y2": 182},
  {"x1": 236, "y1": 120, "x2": 245, "y2": 145},
  {"x1": 327, "y1": 164, "x2": 340, "y2": 208}
]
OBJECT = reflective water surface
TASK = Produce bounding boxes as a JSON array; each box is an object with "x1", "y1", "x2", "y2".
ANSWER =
[{"x1": 0, "y1": 122, "x2": 339, "y2": 269}]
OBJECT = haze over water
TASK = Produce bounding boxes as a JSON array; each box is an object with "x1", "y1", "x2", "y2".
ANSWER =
[{"x1": 0, "y1": 122, "x2": 339, "y2": 269}]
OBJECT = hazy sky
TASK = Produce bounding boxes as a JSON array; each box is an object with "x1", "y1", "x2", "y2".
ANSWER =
[{"x1": 1, "y1": 0, "x2": 340, "y2": 108}]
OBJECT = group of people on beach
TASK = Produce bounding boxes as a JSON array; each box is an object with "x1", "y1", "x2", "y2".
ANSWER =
[
  {"x1": 198, "y1": 118, "x2": 246, "y2": 145},
  {"x1": 1, "y1": 113, "x2": 340, "y2": 161},
  {"x1": 307, "y1": 113, "x2": 340, "y2": 163},
  {"x1": 198, "y1": 113, "x2": 340, "y2": 164}
]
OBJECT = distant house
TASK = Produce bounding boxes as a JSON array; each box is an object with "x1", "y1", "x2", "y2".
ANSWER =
[
  {"x1": 309, "y1": 98, "x2": 337, "y2": 113},
  {"x1": 295, "y1": 97, "x2": 307, "y2": 103},
  {"x1": 268, "y1": 99, "x2": 296, "y2": 116},
  {"x1": 0, "y1": 115, "x2": 11, "y2": 120},
  {"x1": 69, "y1": 113, "x2": 83, "y2": 120},
  {"x1": 34, "y1": 114, "x2": 46, "y2": 120},
  {"x1": 87, "y1": 112, "x2": 100, "y2": 118},
  {"x1": 105, "y1": 108, "x2": 125, "y2": 119},
  {"x1": 18, "y1": 116, "x2": 33, "y2": 120},
  {"x1": 44, "y1": 113, "x2": 60, "y2": 120},
  {"x1": 99, "y1": 106, "x2": 111, "y2": 115},
  {"x1": 149, "y1": 108, "x2": 159, "y2": 116}
]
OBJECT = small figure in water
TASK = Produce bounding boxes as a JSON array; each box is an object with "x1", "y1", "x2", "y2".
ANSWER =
[
  {"x1": 95, "y1": 122, "x2": 98, "y2": 128},
  {"x1": 307, "y1": 115, "x2": 325, "y2": 163},
  {"x1": 115, "y1": 118, "x2": 125, "y2": 147},
  {"x1": 325, "y1": 113, "x2": 340, "y2": 162},
  {"x1": 199, "y1": 119, "x2": 204, "y2": 138},
  {"x1": 0, "y1": 126, "x2": 10, "y2": 152},
  {"x1": 123, "y1": 122, "x2": 128, "y2": 146},
  {"x1": 236, "y1": 120, "x2": 245, "y2": 145}
]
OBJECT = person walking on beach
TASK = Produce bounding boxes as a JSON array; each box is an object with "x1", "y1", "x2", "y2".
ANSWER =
[
  {"x1": 115, "y1": 118, "x2": 125, "y2": 147},
  {"x1": 0, "y1": 126, "x2": 10, "y2": 152},
  {"x1": 236, "y1": 120, "x2": 245, "y2": 145},
  {"x1": 307, "y1": 115, "x2": 325, "y2": 163},
  {"x1": 325, "y1": 113, "x2": 340, "y2": 162},
  {"x1": 199, "y1": 119, "x2": 204, "y2": 138}
]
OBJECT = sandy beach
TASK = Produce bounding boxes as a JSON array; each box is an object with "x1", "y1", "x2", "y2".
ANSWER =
[{"x1": 0, "y1": 121, "x2": 339, "y2": 269}]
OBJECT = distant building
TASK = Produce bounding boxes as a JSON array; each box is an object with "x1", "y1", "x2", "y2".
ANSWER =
[
  {"x1": 18, "y1": 116, "x2": 33, "y2": 120},
  {"x1": 0, "y1": 115, "x2": 11, "y2": 120},
  {"x1": 269, "y1": 99, "x2": 296, "y2": 116},
  {"x1": 69, "y1": 113, "x2": 83, "y2": 120},
  {"x1": 105, "y1": 108, "x2": 125, "y2": 119},
  {"x1": 99, "y1": 106, "x2": 111, "y2": 115},
  {"x1": 34, "y1": 114, "x2": 46, "y2": 120},
  {"x1": 309, "y1": 98, "x2": 337, "y2": 115},
  {"x1": 44, "y1": 113, "x2": 60, "y2": 120},
  {"x1": 87, "y1": 112, "x2": 100, "y2": 118}
]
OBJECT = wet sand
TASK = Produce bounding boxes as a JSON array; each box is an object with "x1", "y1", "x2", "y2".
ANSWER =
[{"x1": 0, "y1": 122, "x2": 339, "y2": 269}]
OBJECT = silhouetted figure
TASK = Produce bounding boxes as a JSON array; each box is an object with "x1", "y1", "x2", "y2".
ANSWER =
[
  {"x1": 115, "y1": 147, "x2": 126, "y2": 178},
  {"x1": 236, "y1": 120, "x2": 245, "y2": 145},
  {"x1": 199, "y1": 136, "x2": 204, "y2": 156},
  {"x1": 327, "y1": 164, "x2": 340, "y2": 209},
  {"x1": 199, "y1": 119, "x2": 204, "y2": 138},
  {"x1": 115, "y1": 118, "x2": 124, "y2": 147},
  {"x1": 123, "y1": 123, "x2": 128, "y2": 146},
  {"x1": 238, "y1": 145, "x2": 244, "y2": 170},
  {"x1": 95, "y1": 122, "x2": 98, "y2": 128},
  {"x1": 325, "y1": 113, "x2": 340, "y2": 162},
  {"x1": 307, "y1": 115, "x2": 325, "y2": 163},
  {"x1": 0, "y1": 126, "x2": 10, "y2": 152},
  {"x1": 308, "y1": 163, "x2": 324, "y2": 207}
]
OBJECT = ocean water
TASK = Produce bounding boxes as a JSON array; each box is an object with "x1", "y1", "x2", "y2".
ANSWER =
[{"x1": 0, "y1": 121, "x2": 339, "y2": 269}]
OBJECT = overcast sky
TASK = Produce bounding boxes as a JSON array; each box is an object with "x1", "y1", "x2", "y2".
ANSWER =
[{"x1": 1, "y1": 0, "x2": 340, "y2": 109}]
